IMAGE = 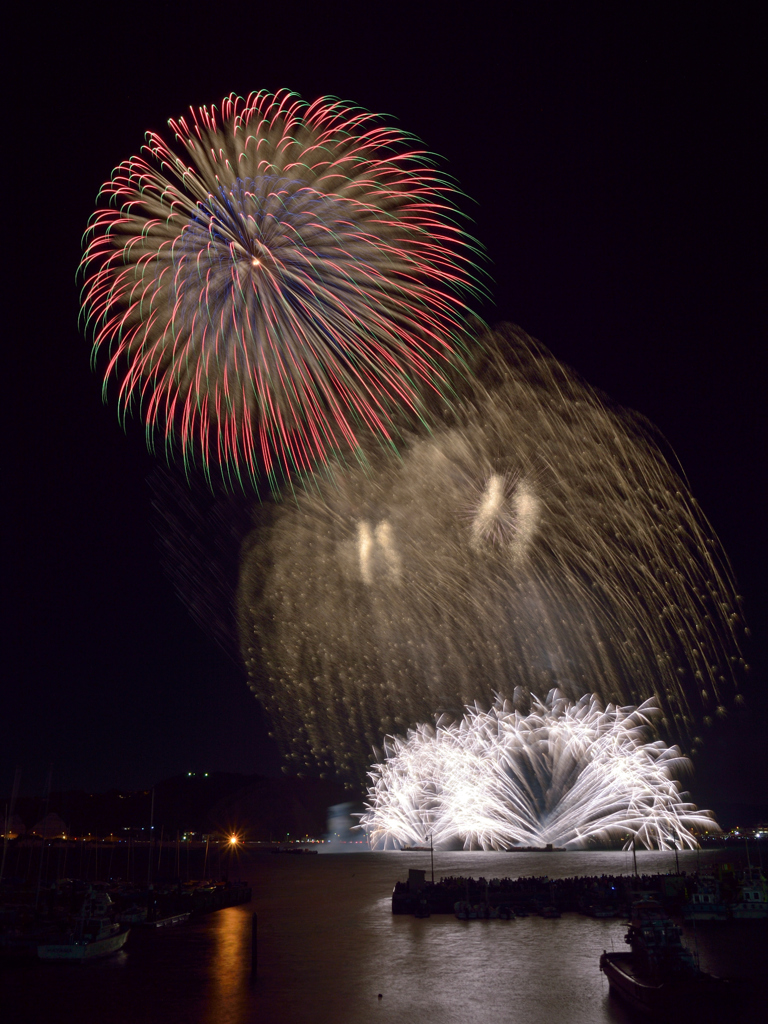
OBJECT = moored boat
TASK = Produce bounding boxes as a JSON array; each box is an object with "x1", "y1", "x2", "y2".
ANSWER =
[
  {"x1": 730, "y1": 866, "x2": 768, "y2": 920},
  {"x1": 38, "y1": 890, "x2": 129, "y2": 961},
  {"x1": 115, "y1": 903, "x2": 147, "y2": 924},
  {"x1": 453, "y1": 900, "x2": 515, "y2": 920},
  {"x1": 539, "y1": 904, "x2": 561, "y2": 918},
  {"x1": 600, "y1": 898, "x2": 735, "y2": 1021},
  {"x1": 682, "y1": 875, "x2": 727, "y2": 921}
]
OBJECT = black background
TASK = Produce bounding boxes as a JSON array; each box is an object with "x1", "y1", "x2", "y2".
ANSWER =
[{"x1": 4, "y1": 4, "x2": 764, "y2": 822}]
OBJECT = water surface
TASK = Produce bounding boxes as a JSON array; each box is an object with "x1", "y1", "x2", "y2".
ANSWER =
[{"x1": 4, "y1": 849, "x2": 763, "y2": 1023}]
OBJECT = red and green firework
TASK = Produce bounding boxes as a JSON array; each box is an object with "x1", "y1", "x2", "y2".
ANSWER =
[{"x1": 80, "y1": 91, "x2": 485, "y2": 486}]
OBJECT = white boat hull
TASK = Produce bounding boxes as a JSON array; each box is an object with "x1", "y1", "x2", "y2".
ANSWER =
[
  {"x1": 38, "y1": 927, "x2": 130, "y2": 960},
  {"x1": 731, "y1": 902, "x2": 768, "y2": 920},
  {"x1": 682, "y1": 908, "x2": 728, "y2": 921}
]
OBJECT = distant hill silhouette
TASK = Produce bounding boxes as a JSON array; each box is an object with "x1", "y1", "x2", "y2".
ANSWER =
[{"x1": 6, "y1": 772, "x2": 357, "y2": 840}]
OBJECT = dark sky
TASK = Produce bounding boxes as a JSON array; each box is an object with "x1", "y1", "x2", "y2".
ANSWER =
[{"x1": 5, "y1": 6, "x2": 764, "y2": 821}]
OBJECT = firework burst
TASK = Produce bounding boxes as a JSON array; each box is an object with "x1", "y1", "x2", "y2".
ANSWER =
[
  {"x1": 80, "y1": 90, "x2": 484, "y2": 486},
  {"x1": 238, "y1": 325, "x2": 746, "y2": 782},
  {"x1": 359, "y1": 691, "x2": 719, "y2": 850}
]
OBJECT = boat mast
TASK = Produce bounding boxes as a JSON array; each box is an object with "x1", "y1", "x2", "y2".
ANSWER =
[
  {"x1": 147, "y1": 787, "x2": 155, "y2": 890},
  {"x1": 0, "y1": 767, "x2": 21, "y2": 886},
  {"x1": 34, "y1": 765, "x2": 53, "y2": 911}
]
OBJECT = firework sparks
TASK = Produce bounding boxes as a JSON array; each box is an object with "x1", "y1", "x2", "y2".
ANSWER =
[
  {"x1": 358, "y1": 691, "x2": 719, "y2": 850},
  {"x1": 238, "y1": 325, "x2": 746, "y2": 782},
  {"x1": 80, "y1": 90, "x2": 484, "y2": 486}
]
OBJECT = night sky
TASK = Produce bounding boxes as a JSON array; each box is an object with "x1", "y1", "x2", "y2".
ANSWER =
[{"x1": 5, "y1": 6, "x2": 764, "y2": 822}]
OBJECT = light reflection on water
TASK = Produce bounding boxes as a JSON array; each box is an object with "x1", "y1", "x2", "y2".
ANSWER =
[
  {"x1": 2, "y1": 849, "x2": 762, "y2": 1024},
  {"x1": 205, "y1": 907, "x2": 253, "y2": 1024}
]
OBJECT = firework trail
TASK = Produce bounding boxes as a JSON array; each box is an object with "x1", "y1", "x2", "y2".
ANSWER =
[
  {"x1": 80, "y1": 91, "x2": 484, "y2": 486},
  {"x1": 358, "y1": 691, "x2": 719, "y2": 850},
  {"x1": 238, "y1": 324, "x2": 746, "y2": 783}
]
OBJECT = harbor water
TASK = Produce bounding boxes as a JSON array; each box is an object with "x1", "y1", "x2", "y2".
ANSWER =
[{"x1": 2, "y1": 848, "x2": 765, "y2": 1023}]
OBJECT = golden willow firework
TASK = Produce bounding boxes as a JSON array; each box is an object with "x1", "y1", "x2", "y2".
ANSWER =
[
  {"x1": 238, "y1": 324, "x2": 746, "y2": 783},
  {"x1": 80, "y1": 91, "x2": 484, "y2": 486},
  {"x1": 358, "y1": 692, "x2": 719, "y2": 850}
]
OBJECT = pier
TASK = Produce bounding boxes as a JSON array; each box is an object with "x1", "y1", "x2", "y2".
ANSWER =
[{"x1": 392, "y1": 867, "x2": 735, "y2": 917}]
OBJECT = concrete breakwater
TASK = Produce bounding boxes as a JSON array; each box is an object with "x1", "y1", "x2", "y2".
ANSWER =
[{"x1": 393, "y1": 868, "x2": 691, "y2": 916}]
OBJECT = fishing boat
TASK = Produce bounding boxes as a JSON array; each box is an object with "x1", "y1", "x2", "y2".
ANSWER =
[
  {"x1": 453, "y1": 901, "x2": 515, "y2": 920},
  {"x1": 38, "y1": 890, "x2": 129, "y2": 961},
  {"x1": 539, "y1": 904, "x2": 561, "y2": 918},
  {"x1": 600, "y1": 898, "x2": 734, "y2": 1021},
  {"x1": 731, "y1": 866, "x2": 768, "y2": 920},
  {"x1": 116, "y1": 903, "x2": 148, "y2": 924},
  {"x1": 682, "y1": 875, "x2": 727, "y2": 921}
]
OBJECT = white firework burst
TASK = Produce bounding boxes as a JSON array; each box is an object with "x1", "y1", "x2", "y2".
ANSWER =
[
  {"x1": 240, "y1": 326, "x2": 745, "y2": 782},
  {"x1": 358, "y1": 691, "x2": 719, "y2": 850}
]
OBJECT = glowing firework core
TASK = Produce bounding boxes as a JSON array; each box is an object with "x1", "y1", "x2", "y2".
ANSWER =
[{"x1": 358, "y1": 692, "x2": 719, "y2": 851}]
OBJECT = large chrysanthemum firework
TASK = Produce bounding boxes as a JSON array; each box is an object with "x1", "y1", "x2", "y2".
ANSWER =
[
  {"x1": 81, "y1": 91, "x2": 484, "y2": 485},
  {"x1": 359, "y1": 692, "x2": 719, "y2": 851}
]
